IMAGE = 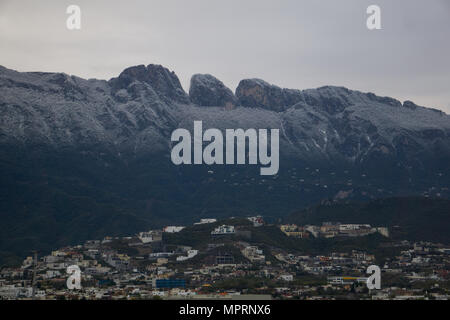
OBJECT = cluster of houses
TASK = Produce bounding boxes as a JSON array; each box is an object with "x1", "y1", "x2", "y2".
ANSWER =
[
  {"x1": 280, "y1": 222, "x2": 389, "y2": 239},
  {"x1": 0, "y1": 216, "x2": 448, "y2": 300}
]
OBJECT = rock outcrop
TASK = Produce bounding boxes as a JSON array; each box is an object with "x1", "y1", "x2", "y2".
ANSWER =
[
  {"x1": 109, "y1": 64, "x2": 190, "y2": 104},
  {"x1": 235, "y1": 78, "x2": 304, "y2": 112},
  {"x1": 189, "y1": 74, "x2": 237, "y2": 109}
]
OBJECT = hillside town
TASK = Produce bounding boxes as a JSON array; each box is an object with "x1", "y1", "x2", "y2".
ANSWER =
[
  {"x1": 280, "y1": 222, "x2": 390, "y2": 239},
  {"x1": 0, "y1": 216, "x2": 449, "y2": 300}
]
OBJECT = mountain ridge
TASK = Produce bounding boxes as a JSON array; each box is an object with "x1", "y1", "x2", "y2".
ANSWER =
[{"x1": 1, "y1": 63, "x2": 449, "y2": 156}]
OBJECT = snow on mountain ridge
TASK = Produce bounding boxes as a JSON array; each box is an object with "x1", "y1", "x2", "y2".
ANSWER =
[{"x1": 0, "y1": 64, "x2": 449, "y2": 165}]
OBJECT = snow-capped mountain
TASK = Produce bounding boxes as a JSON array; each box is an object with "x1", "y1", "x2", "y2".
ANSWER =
[
  {"x1": 1, "y1": 63, "x2": 449, "y2": 263},
  {"x1": 1, "y1": 64, "x2": 449, "y2": 165}
]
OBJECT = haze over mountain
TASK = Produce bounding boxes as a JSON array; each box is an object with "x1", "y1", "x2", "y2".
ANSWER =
[{"x1": 1, "y1": 64, "x2": 449, "y2": 265}]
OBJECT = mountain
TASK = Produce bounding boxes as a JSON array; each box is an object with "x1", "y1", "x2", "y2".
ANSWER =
[
  {"x1": 0, "y1": 64, "x2": 449, "y2": 265},
  {"x1": 286, "y1": 197, "x2": 450, "y2": 244}
]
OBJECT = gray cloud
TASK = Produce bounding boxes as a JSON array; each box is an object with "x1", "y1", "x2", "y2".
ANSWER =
[{"x1": 0, "y1": 0, "x2": 449, "y2": 112}]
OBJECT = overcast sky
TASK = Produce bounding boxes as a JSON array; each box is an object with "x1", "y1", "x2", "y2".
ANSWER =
[{"x1": 1, "y1": 0, "x2": 449, "y2": 112}]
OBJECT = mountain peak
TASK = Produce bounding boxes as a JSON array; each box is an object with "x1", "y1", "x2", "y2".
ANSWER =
[
  {"x1": 235, "y1": 78, "x2": 304, "y2": 112},
  {"x1": 110, "y1": 64, "x2": 190, "y2": 104},
  {"x1": 189, "y1": 74, "x2": 237, "y2": 109}
]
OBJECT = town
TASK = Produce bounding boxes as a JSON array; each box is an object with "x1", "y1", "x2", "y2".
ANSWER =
[{"x1": 1, "y1": 216, "x2": 449, "y2": 300}]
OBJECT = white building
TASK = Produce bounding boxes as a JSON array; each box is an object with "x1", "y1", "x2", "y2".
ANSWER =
[
  {"x1": 22, "y1": 256, "x2": 34, "y2": 268},
  {"x1": 194, "y1": 218, "x2": 217, "y2": 225},
  {"x1": 339, "y1": 224, "x2": 371, "y2": 232},
  {"x1": 163, "y1": 226, "x2": 185, "y2": 233},
  {"x1": 43, "y1": 270, "x2": 61, "y2": 279},
  {"x1": 176, "y1": 250, "x2": 199, "y2": 262},
  {"x1": 242, "y1": 246, "x2": 265, "y2": 263},
  {"x1": 138, "y1": 231, "x2": 162, "y2": 243},
  {"x1": 376, "y1": 227, "x2": 390, "y2": 237},
  {"x1": 279, "y1": 274, "x2": 294, "y2": 282},
  {"x1": 305, "y1": 225, "x2": 320, "y2": 238},
  {"x1": 247, "y1": 216, "x2": 264, "y2": 227},
  {"x1": 51, "y1": 250, "x2": 67, "y2": 257},
  {"x1": 211, "y1": 225, "x2": 235, "y2": 236}
]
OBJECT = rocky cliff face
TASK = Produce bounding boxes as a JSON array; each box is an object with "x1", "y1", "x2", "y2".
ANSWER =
[
  {"x1": 110, "y1": 64, "x2": 190, "y2": 104},
  {"x1": 189, "y1": 74, "x2": 237, "y2": 109},
  {"x1": 236, "y1": 78, "x2": 304, "y2": 112}
]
